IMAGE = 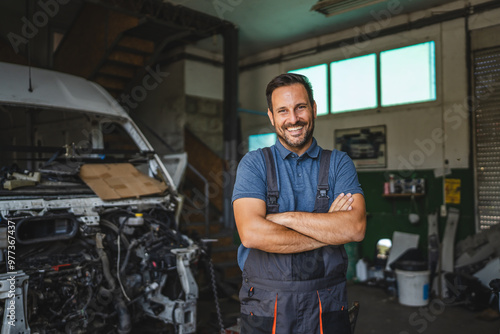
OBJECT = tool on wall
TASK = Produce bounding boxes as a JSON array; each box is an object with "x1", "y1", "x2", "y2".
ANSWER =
[{"x1": 428, "y1": 212, "x2": 440, "y2": 296}]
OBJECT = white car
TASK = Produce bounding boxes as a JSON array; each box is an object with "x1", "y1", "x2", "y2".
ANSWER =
[{"x1": 0, "y1": 62, "x2": 199, "y2": 334}]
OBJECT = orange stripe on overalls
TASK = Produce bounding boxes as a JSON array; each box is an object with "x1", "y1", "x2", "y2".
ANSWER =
[
  {"x1": 272, "y1": 294, "x2": 278, "y2": 334},
  {"x1": 317, "y1": 291, "x2": 324, "y2": 334}
]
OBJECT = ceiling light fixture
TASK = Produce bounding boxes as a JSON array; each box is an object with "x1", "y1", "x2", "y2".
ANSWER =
[{"x1": 311, "y1": 0, "x2": 386, "y2": 17}]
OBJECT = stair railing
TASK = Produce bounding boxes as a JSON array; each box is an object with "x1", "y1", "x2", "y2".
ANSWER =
[{"x1": 184, "y1": 163, "x2": 210, "y2": 237}]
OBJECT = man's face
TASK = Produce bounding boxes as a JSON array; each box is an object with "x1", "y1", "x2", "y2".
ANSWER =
[{"x1": 267, "y1": 83, "x2": 317, "y2": 155}]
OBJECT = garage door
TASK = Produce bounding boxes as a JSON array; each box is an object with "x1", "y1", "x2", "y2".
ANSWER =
[{"x1": 473, "y1": 45, "x2": 500, "y2": 230}]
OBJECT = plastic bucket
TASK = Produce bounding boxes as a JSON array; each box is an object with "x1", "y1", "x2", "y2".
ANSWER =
[{"x1": 395, "y1": 269, "x2": 430, "y2": 306}]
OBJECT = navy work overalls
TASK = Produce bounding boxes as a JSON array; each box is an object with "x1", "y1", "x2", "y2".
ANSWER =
[{"x1": 239, "y1": 148, "x2": 351, "y2": 334}]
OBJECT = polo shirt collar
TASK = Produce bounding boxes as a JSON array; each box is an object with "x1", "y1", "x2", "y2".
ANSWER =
[{"x1": 275, "y1": 137, "x2": 320, "y2": 160}]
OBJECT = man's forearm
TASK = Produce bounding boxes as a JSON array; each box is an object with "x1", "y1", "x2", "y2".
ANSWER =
[
  {"x1": 240, "y1": 217, "x2": 328, "y2": 253},
  {"x1": 268, "y1": 211, "x2": 364, "y2": 245},
  {"x1": 233, "y1": 197, "x2": 328, "y2": 253},
  {"x1": 266, "y1": 194, "x2": 366, "y2": 245}
]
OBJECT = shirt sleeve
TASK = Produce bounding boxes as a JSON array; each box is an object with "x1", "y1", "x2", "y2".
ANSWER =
[
  {"x1": 331, "y1": 150, "x2": 364, "y2": 198},
  {"x1": 232, "y1": 149, "x2": 267, "y2": 204}
]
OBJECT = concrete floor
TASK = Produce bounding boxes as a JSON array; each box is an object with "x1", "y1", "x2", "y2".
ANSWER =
[
  {"x1": 347, "y1": 283, "x2": 500, "y2": 334},
  {"x1": 197, "y1": 279, "x2": 500, "y2": 333}
]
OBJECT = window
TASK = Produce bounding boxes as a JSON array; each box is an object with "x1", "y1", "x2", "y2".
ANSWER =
[
  {"x1": 288, "y1": 64, "x2": 328, "y2": 116},
  {"x1": 248, "y1": 133, "x2": 277, "y2": 151},
  {"x1": 330, "y1": 54, "x2": 377, "y2": 113},
  {"x1": 287, "y1": 41, "x2": 436, "y2": 115},
  {"x1": 380, "y1": 41, "x2": 436, "y2": 106}
]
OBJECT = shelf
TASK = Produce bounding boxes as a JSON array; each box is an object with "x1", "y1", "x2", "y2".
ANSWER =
[
  {"x1": 382, "y1": 193, "x2": 425, "y2": 198},
  {"x1": 383, "y1": 193, "x2": 424, "y2": 215}
]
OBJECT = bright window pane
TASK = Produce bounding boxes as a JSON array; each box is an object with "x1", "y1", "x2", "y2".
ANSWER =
[
  {"x1": 330, "y1": 54, "x2": 377, "y2": 113},
  {"x1": 381, "y1": 41, "x2": 436, "y2": 106},
  {"x1": 248, "y1": 133, "x2": 276, "y2": 151},
  {"x1": 288, "y1": 64, "x2": 328, "y2": 116}
]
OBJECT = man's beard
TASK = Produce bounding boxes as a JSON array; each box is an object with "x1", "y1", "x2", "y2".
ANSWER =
[{"x1": 276, "y1": 119, "x2": 315, "y2": 150}]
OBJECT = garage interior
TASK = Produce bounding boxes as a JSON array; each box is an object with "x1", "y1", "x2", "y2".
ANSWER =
[{"x1": 1, "y1": 0, "x2": 500, "y2": 333}]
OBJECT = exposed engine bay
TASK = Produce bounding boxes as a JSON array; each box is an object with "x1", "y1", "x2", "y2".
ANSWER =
[
  {"x1": 0, "y1": 66, "x2": 202, "y2": 334},
  {"x1": 0, "y1": 202, "x2": 199, "y2": 334}
]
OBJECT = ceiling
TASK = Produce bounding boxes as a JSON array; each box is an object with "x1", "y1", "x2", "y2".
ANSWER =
[
  {"x1": 167, "y1": 0, "x2": 460, "y2": 58},
  {"x1": 0, "y1": 0, "x2": 462, "y2": 60}
]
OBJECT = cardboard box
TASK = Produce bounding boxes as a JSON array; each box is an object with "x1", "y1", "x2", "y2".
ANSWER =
[{"x1": 79, "y1": 163, "x2": 167, "y2": 200}]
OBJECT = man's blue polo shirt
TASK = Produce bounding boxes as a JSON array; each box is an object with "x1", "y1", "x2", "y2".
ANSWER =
[{"x1": 232, "y1": 138, "x2": 363, "y2": 270}]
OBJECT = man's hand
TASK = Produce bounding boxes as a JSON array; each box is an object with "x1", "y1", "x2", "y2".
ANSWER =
[{"x1": 329, "y1": 193, "x2": 354, "y2": 212}]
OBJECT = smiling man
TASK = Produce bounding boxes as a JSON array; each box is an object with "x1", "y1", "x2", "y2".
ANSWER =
[
  {"x1": 232, "y1": 73, "x2": 366, "y2": 334},
  {"x1": 269, "y1": 83, "x2": 315, "y2": 153}
]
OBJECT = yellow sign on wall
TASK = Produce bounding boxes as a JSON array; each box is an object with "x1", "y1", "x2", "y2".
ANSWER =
[{"x1": 445, "y1": 179, "x2": 461, "y2": 204}]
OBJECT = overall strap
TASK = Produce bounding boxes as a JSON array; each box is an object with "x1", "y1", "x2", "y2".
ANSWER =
[
  {"x1": 313, "y1": 149, "x2": 332, "y2": 213},
  {"x1": 262, "y1": 147, "x2": 279, "y2": 214}
]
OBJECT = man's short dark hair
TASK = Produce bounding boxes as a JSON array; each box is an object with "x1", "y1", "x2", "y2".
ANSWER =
[{"x1": 266, "y1": 73, "x2": 315, "y2": 112}]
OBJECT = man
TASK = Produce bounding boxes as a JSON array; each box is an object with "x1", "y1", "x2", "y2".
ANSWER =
[{"x1": 232, "y1": 73, "x2": 366, "y2": 334}]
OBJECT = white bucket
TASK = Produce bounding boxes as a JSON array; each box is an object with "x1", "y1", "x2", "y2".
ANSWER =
[{"x1": 395, "y1": 269, "x2": 430, "y2": 307}]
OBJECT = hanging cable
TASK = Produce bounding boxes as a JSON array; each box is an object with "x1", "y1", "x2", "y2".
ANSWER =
[
  {"x1": 117, "y1": 234, "x2": 131, "y2": 302},
  {"x1": 207, "y1": 253, "x2": 225, "y2": 333}
]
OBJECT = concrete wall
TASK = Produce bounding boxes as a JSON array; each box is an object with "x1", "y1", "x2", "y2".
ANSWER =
[
  {"x1": 185, "y1": 59, "x2": 223, "y2": 100},
  {"x1": 134, "y1": 60, "x2": 186, "y2": 156},
  {"x1": 184, "y1": 59, "x2": 224, "y2": 157},
  {"x1": 185, "y1": 95, "x2": 224, "y2": 157},
  {"x1": 134, "y1": 54, "x2": 226, "y2": 157},
  {"x1": 237, "y1": 1, "x2": 500, "y2": 174}
]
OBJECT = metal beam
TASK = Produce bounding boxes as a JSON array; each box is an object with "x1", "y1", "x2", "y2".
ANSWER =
[{"x1": 222, "y1": 25, "x2": 239, "y2": 230}]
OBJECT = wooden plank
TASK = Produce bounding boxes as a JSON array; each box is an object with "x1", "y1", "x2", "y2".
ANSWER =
[
  {"x1": 94, "y1": 75, "x2": 127, "y2": 91},
  {"x1": 118, "y1": 35, "x2": 155, "y2": 53},
  {"x1": 108, "y1": 50, "x2": 145, "y2": 66},
  {"x1": 99, "y1": 63, "x2": 137, "y2": 79}
]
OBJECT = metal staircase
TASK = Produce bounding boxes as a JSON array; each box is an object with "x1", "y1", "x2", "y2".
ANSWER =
[
  {"x1": 52, "y1": 0, "x2": 241, "y2": 279},
  {"x1": 90, "y1": 32, "x2": 155, "y2": 97},
  {"x1": 53, "y1": 0, "x2": 231, "y2": 98}
]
